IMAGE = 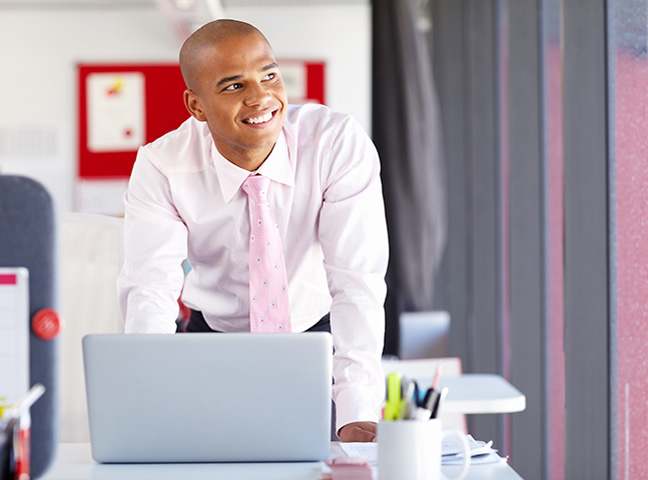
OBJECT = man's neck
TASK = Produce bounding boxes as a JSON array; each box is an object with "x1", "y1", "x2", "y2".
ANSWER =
[
  {"x1": 215, "y1": 143, "x2": 276, "y2": 172},
  {"x1": 231, "y1": 156, "x2": 267, "y2": 172}
]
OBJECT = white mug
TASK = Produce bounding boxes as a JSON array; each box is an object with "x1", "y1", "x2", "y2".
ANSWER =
[{"x1": 377, "y1": 419, "x2": 470, "y2": 480}]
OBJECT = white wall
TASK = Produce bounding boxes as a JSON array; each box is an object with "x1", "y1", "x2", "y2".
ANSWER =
[{"x1": 0, "y1": 3, "x2": 371, "y2": 213}]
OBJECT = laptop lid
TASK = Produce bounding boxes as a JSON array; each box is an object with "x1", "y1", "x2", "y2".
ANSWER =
[{"x1": 82, "y1": 332, "x2": 332, "y2": 463}]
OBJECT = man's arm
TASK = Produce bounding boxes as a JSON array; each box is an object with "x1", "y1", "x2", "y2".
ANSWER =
[
  {"x1": 318, "y1": 115, "x2": 389, "y2": 440},
  {"x1": 118, "y1": 148, "x2": 189, "y2": 333}
]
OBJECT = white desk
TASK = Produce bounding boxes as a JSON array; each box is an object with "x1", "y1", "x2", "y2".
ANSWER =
[
  {"x1": 41, "y1": 443, "x2": 524, "y2": 480},
  {"x1": 437, "y1": 374, "x2": 526, "y2": 414}
]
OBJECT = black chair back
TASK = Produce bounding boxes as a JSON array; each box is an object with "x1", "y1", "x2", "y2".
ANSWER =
[{"x1": 0, "y1": 175, "x2": 58, "y2": 478}]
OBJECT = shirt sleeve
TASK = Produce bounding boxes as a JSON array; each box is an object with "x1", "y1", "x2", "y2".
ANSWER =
[
  {"x1": 318, "y1": 115, "x2": 389, "y2": 432},
  {"x1": 117, "y1": 147, "x2": 189, "y2": 334}
]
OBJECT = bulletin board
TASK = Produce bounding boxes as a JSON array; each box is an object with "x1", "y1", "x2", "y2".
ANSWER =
[{"x1": 77, "y1": 63, "x2": 188, "y2": 179}]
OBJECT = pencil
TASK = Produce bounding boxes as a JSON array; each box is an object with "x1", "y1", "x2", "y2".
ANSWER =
[{"x1": 431, "y1": 362, "x2": 443, "y2": 390}]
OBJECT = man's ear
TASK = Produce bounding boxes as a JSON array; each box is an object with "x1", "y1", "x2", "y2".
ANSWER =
[{"x1": 184, "y1": 89, "x2": 207, "y2": 121}]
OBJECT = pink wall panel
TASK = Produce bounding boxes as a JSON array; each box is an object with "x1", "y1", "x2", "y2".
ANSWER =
[{"x1": 613, "y1": 50, "x2": 648, "y2": 480}]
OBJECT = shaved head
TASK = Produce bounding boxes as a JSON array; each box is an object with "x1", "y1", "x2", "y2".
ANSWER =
[
  {"x1": 180, "y1": 19, "x2": 268, "y2": 92},
  {"x1": 179, "y1": 19, "x2": 287, "y2": 171}
]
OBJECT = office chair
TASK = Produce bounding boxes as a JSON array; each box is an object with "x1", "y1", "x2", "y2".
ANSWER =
[{"x1": 0, "y1": 175, "x2": 58, "y2": 478}]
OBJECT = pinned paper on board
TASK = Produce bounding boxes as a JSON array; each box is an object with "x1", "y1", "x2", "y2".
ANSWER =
[
  {"x1": 0, "y1": 268, "x2": 30, "y2": 408},
  {"x1": 86, "y1": 72, "x2": 145, "y2": 152},
  {"x1": 280, "y1": 63, "x2": 308, "y2": 102},
  {"x1": 279, "y1": 60, "x2": 325, "y2": 105}
]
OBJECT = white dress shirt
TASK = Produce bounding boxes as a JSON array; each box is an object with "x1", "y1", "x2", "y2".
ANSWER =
[{"x1": 118, "y1": 103, "x2": 389, "y2": 431}]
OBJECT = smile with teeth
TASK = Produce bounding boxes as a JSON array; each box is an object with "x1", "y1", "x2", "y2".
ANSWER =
[{"x1": 244, "y1": 111, "x2": 274, "y2": 125}]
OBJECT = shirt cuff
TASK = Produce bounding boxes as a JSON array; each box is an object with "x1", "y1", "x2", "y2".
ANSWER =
[{"x1": 333, "y1": 385, "x2": 383, "y2": 433}]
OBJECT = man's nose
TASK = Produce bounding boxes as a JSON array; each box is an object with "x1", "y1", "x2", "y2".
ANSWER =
[{"x1": 244, "y1": 82, "x2": 271, "y2": 107}]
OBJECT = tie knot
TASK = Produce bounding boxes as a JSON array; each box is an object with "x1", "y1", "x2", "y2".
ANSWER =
[{"x1": 242, "y1": 175, "x2": 270, "y2": 204}]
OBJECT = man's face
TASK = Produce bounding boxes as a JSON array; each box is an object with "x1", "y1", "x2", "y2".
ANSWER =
[{"x1": 184, "y1": 33, "x2": 288, "y2": 169}]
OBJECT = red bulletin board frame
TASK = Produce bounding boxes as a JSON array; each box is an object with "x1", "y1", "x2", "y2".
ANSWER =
[
  {"x1": 303, "y1": 61, "x2": 326, "y2": 104},
  {"x1": 77, "y1": 61, "x2": 326, "y2": 179},
  {"x1": 78, "y1": 63, "x2": 188, "y2": 179}
]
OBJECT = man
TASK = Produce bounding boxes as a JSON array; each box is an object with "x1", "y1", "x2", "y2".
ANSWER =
[{"x1": 117, "y1": 19, "x2": 389, "y2": 443}]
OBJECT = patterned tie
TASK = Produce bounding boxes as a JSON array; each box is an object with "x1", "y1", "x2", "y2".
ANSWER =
[{"x1": 242, "y1": 175, "x2": 291, "y2": 332}]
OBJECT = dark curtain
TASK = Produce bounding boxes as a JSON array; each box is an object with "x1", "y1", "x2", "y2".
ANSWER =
[{"x1": 372, "y1": 0, "x2": 447, "y2": 355}]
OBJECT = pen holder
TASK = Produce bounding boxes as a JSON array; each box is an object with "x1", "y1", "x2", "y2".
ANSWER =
[{"x1": 377, "y1": 419, "x2": 470, "y2": 480}]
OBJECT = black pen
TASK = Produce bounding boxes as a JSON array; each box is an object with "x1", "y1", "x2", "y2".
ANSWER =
[
  {"x1": 430, "y1": 386, "x2": 449, "y2": 419},
  {"x1": 424, "y1": 389, "x2": 440, "y2": 418}
]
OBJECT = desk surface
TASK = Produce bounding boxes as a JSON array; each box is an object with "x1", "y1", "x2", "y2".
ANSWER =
[
  {"x1": 41, "y1": 443, "x2": 524, "y2": 480},
  {"x1": 437, "y1": 374, "x2": 526, "y2": 414}
]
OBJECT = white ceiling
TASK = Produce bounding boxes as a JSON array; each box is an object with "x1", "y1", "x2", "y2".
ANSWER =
[
  {"x1": 0, "y1": 0, "x2": 367, "y2": 48},
  {"x1": 0, "y1": 0, "x2": 366, "y2": 6}
]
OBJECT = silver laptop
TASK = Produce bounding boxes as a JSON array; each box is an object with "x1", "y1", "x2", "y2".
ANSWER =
[{"x1": 82, "y1": 332, "x2": 332, "y2": 463}]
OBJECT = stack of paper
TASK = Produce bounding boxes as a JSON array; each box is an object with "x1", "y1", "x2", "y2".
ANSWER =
[{"x1": 442, "y1": 434, "x2": 506, "y2": 465}]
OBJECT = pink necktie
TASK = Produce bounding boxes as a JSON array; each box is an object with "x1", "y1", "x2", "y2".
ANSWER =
[{"x1": 242, "y1": 175, "x2": 291, "y2": 332}]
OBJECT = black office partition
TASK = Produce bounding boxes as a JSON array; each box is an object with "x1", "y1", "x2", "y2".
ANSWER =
[
  {"x1": 562, "y1": 2, "x2": 610, "y2": 478},
  {"x1": 0, "y1": 175, "x2": 59, "y2": 478}
]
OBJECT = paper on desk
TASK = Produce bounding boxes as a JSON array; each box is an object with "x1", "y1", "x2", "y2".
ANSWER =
[
  {"x1": 339, "y1": 443, "x2": 377, "y2": 462},
  {"x1": 442, "y1": 435, "x2": 507, "y2": 465},
  {"x1": 444, "y1": 451, "x2": 506, "y2": 466},
  {"x1": 340, "y1": 434, "x2": 506, "y2": 466},
  {"x1": 443, "y1": 435, "x2": 492, "y2": 456}
]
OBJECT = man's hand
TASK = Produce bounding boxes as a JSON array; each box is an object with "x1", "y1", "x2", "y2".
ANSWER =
[{"x1": 337, "y1": 421, "x2": 377, "y2": 443}]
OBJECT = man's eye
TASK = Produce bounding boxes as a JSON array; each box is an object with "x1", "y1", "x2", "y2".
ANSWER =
[
  {"x1": 263, "y1": 73, "x2": 276, "y2": 81},
  {"x1": 224, "y1": 83, "x2": 242, "y2": 91}
]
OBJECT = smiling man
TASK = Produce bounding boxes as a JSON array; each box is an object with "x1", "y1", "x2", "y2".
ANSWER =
[{"x1": 117, "y1": 19, "x2": 389, "y2": 443}]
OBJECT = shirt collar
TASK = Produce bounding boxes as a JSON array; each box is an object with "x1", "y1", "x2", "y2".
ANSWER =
[{"x1": 212, "y1": 131, "x2": 294, "y2": 204}]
